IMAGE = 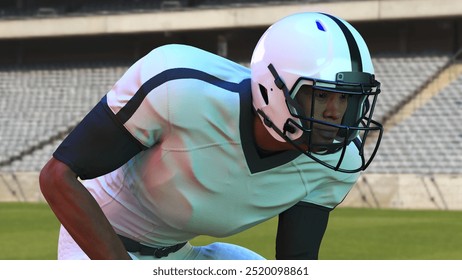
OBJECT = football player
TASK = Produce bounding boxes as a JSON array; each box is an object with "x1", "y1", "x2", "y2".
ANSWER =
[{"x1": 40, "y1": 12, "x2": 382, "y2": 260}]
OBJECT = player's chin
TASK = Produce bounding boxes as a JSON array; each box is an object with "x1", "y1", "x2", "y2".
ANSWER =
[{"x1": 297, "y1": 137, "x2": 336, "y2": 153}]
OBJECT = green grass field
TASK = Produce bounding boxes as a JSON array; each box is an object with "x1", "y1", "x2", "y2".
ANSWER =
[{"x1": 1, "y1": 202, "x2": 461, "y2": 260}]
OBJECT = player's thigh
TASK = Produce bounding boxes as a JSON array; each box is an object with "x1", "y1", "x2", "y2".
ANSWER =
[{"x1": 133, "y1": 242, "x2": 265, "y2": 260}]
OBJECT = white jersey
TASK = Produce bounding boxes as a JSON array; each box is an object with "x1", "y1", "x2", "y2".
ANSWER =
[{"x1": 55, "y1": 44, "x2": 361, "y2": 247}]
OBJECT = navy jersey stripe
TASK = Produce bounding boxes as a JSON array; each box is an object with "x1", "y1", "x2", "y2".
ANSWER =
[
  {"x1": 53, "y1": 97, "x2": 145, "y2": 179},
  {"x1": 116, "y1": 68, "x2": 243, "y2": 124},
  {"x1": 321, "y1": 13, "x2": 363, "y2": 72}
]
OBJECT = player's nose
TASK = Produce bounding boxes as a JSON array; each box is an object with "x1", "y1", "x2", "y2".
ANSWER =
[{"x1": 322, "y1": 96, "x2": 343, "y2": 121}]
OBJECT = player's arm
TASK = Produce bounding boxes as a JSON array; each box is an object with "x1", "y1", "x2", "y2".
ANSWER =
[
  {"x1": 40, "y1": 98, "x2": 146, "y2": 259},
  {"x1": 275, "y1": 202, "x2": 331, "y2": 260},
  {"x1": 40, "y1": 158, "x2": 131, "y2": 259}
]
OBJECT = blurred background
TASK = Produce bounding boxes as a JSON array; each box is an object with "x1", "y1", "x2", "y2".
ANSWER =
[{"x1": 0, "y1": 0, "x2": 461, "y2": 256}]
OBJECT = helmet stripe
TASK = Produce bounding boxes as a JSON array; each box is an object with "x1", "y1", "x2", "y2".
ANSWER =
[{"x1": 321, "y1": 13, "x2": 363, "y2": 72}]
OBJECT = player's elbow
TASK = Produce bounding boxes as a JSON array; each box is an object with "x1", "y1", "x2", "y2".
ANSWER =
[{"x1": 39, "y1": 158, "x2": 75, "y2": 204}]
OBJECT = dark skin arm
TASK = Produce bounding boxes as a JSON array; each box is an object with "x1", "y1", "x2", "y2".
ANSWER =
[{"x1": 39, "y1": 158, "x2": 131, "y2": 260}]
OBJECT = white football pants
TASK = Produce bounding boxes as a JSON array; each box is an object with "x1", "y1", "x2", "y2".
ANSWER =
[{"x1": 57, "y1": 225, "x2": 265, "y2": 260}]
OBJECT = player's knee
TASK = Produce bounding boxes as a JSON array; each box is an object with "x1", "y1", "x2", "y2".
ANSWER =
[{"x1": 198, "y1": 242, "x2": 265, "y2": 260}]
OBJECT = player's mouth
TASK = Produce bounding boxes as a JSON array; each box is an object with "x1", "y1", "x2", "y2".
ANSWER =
[{"x1": 313, "y1": 127, "x2": 338, "y2": 141}]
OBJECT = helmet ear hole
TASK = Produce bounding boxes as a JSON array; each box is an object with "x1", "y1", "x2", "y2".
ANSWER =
[{"x1": 258, "y1": 84, "x2": 269, "y2": 105}]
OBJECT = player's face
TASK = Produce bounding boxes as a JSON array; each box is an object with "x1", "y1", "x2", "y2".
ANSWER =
[{"x1": 296, "y1": 86, "x2": 348, "y2": 150}]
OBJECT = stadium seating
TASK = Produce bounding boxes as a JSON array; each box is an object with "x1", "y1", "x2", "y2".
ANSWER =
[
  {"x1": 366, "y1": 67, "x2": 462, "y2": 174},
  {"x1": 0, "y1": 1, "x2": 346, "y2": 19},
  {"x1": 0, "y1": 53, "x2": 456, "y2": 174},
  {"x1": 0, "y1": 62, "x2": 130, "y2": 172},
  {"x1": 372, "y1": 54, "x2": 450, "y2": 122},
  {"x1": 0, "y1": 0, "x2": 259, "y2": 18}
]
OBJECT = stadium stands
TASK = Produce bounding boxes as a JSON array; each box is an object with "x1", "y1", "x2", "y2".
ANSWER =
[
  {"x1": 366, "y1": 63, "x2": 462, "y2": 174},
  {"x1": 0, "y1": 0, "x2": 310, "y2": 19},
  {"x1": 0, "y1": 62, "x2": 130, "y2": 171},
  {"x1": 0, "y1": 53, "x2": 457, "y2": 174},
  {"x1": 372, "y1": 54, "x2": 451, "y2": 122}
]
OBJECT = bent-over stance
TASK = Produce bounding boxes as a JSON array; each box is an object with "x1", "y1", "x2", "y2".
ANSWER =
[{"x1": 40, "y1": 12, "x2": 382, "y2": 260}]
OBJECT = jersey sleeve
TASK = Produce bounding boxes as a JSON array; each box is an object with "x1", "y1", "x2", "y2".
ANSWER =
[
  {"x1": 53, "y1": 96, "x2": 147, "y2": 179},
  {"x1": 53, "y1": 49, "x2": 170, "y2": 179},
  {"x1": 276, "y1": 202, "x2": 331, "y2": 260}
]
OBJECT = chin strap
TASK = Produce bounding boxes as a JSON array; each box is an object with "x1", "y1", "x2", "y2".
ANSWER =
[{"x1": 267, "y1": 64, "x2": 305, "y2": 117}]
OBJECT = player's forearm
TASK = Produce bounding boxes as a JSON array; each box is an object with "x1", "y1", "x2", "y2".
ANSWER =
[{"x1": 39, "y1": 158, "x2": 131, "y2": 260}]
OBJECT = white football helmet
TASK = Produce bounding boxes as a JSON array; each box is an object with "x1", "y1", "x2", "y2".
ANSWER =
[{"x1": 251, "y1": 12, "x2": 382, "y2": 172}]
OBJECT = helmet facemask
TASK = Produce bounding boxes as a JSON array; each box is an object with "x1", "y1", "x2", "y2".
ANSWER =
[{"x1": 257, "y1": 64, "x2": 383, "y2": 173}]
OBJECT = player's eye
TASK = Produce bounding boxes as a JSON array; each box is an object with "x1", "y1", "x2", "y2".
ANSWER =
[
  {"x1": 314, "y1": 92, "x2": 327, "y2": 99},
  {"x1": 314, "y1": 91, "x2": 329, "y2": 104}
]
